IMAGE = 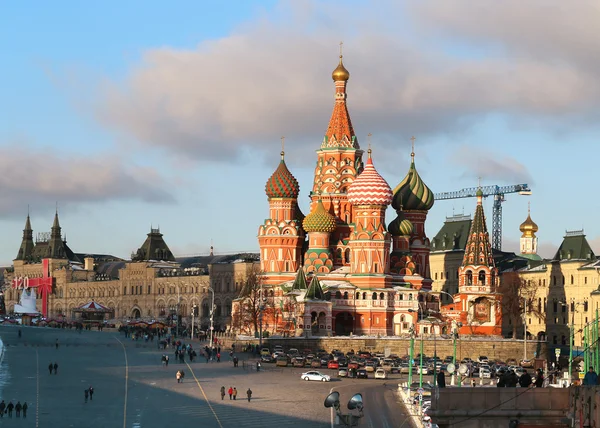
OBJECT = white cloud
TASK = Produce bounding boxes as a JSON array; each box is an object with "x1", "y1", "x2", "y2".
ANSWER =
[
  {"x1": 0, "y1": 141, "x2": 175, "y2": 217},
  {"x1": 451, "y1": 144, "x2": 533, "y2": 184},
  {"x1": 82, "y1": 1, "x2": 600, "y2": 166}
]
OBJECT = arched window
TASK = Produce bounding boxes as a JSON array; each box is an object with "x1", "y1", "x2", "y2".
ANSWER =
[
  {"x1": 343, "y1": 292, "x2": 348, "y2": 299},
  {"x1": 355, "y1": 292, "x2": 360, "y2": 300},
  {"x1": 362, "y1": 292, "x2": 367, "y2": 300},
  {"x1": 409, "y1": 294, "x2": 413, "y2": 300},
  {"x1": 344, "y1": 248, "x2": 351, "y2": 264},
  {"x1": 466, "y1": 271, "x2": 473, "y2": 285},
  {"x1": 478, "y1": 270, "x2": 486, "y2": 285},
  {"x1": 399, "y1": 294, "x2": 404, "y2": 301},
  {"x1": 335, "y1": 291, "x2": 342, "y2": 299},
  {"x1": 372, "y1": 292, "x2": 377, "y2": 300},
  {"x1": 380, "y1": 292, "x2": 385, "y2": 300}
]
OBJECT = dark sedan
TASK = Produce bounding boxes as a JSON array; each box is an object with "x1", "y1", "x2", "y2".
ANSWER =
[{"x1": 356, "y1": 369, "x2": 368, "y2": 379}]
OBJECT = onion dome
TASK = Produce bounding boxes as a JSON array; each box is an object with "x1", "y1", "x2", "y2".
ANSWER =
[
  {"x1": 303, "y1": 199, "x2": 336, "y2": 233},
  {"x1": 332, "y1": 55, "x2": 350, "y2": 82},
  {"x1": 265, "y1": 151, "x2": 300, "y2": 199},
  {"x1": 347, "y1": 150, "x2": 392, "y2": 206},
  {"x1": 476, "y1": 188, "x2": 483, "y2": 197},
  {"x1": 519, "y1": 208, "x2": 538, "y2": 238},
  {"x1": 392, "y1": 154, "x2": 434, "y2": 211},
  {"x1": 388, "y1": 211, "x2": 414, "y2": 236}
]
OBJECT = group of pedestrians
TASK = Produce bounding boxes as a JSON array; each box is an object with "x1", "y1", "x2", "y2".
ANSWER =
[
  {"x1": 219, "y1": 386, "x2": 253, "y2": 402},
  {"x1": 0, "y1": 400, "x2": 27, "y2": 418},
  {"x1": 84, "y1": 386, "x2": 94, "y2": 403},
  {"x1": 176, "y1": 370, "x2": 185, "y2": 383},
  {"x1": 496, "y1": 368, "x2": 544, "y2": 388},
  {"x1": 48, "y1": 362, "x2": 59, "y2": 375}
]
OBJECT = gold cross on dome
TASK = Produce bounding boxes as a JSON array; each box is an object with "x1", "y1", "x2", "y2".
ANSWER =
[
  {"x1": 281, "y1": 136, "x2": 285, "y2": 151},
  {"x1": 410, "y1": 136, "x2": 416, "y2": 158}
]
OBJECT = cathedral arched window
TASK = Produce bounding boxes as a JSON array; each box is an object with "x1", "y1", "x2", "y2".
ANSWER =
[
  {"x1": 399, "y1": 294, "x2": 404, "y2": 301},
  {"x1": 409, "y1": 294, "x2": 414, "y2": 300},
  {"x1": 466, "y1": 271, "x2": 473, "y2": 285},
  {"x1": 372, "y1": 292, "x2": 377, "y2": 300},
  {"x1": 379, "y1": 292, "x2": 385, "y2": 300},
  {"x1": 355, "y1": 292, "x2": 360, "y2": 300},
  {"x1": 335, "y1": 291, "x2": 341, "y2": 299},
  {"x1": 362, "y1": 292, "x2": 366, "y2": 300},
  {"x1": 343, "y1": 292, "x2": 348, "y2": 299},
  {"x1": 345, "y1": 248, "x2": 351, "y2": 264},
  {"x1": 478, "y1": 271, "x2": 486, "y2": 285}
]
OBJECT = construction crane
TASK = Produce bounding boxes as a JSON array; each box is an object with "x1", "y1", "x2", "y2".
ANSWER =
[{"x1": 434, "y1": 184, "x2": 532, "y2": 251}]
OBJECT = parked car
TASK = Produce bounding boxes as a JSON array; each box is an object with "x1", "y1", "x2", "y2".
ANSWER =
[
  {"x1": 260, "y1": 348, "x2": 271, "y2": 356},
  {"x1": 301, "y1": 371, "x2": 331, "y2": 382},
  {"x1": 293, "y1": 357, "x2": 305, "y2": 367},
  {"x1": 480, "y1": 368, "x2": 492, "y2": 378},
  {"x1": 520, "y1": 359, "x2": 534, "y2": 368},
  {"x1": 356, "y1": 369, "x2": 368, "y2": 379},
  {"x1": 261, "y1": 355, "x2": 275, "y2": 363},
  {"x1": 365, "y1": 362, "x2": 377, "y2": 372},
  {"x1": 327, "y1": 360, "x2": 340, "y2": 370},
  {"x1": 375, "y1": 369, "x2": 387, "y2": 379},
  {"x1": 311, "y1": 359, "x2": 322, "y2": 368},
  {"x1": 478, "y1": 356, "x2": 489, "y2": 364},
  {"x1": 348, "y1": 360, "x2": 360, "y2": 370},
  {"x1": 276, "y1": 356, "x2": 290, "y2": 367},
  {"x1": 338, "y1": 368, "x2": 348, "y2": 378}
]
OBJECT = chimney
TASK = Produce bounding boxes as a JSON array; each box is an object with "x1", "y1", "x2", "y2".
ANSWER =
[{"x1": 84, "y1": 256, "x2": 95, "y2": 271}]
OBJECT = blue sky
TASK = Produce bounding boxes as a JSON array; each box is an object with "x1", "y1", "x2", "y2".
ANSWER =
[{"x1": 0, "y1": 0, "x2": 598, "y2": 264}]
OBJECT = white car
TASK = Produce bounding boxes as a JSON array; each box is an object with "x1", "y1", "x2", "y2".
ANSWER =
[
  {"x1": 480, "y1": 368, "x2": 492, "y2": 378},
  {"x1": 301, "y1": 371, "x2": 331, "y2": 382},
  {"x1": 375, "y1": 369, "x2": 388, "y2": 379}
]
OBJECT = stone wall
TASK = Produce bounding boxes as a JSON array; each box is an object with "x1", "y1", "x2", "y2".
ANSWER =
[{"x1": 231, "y1": 336, "x2": 548, "y2": 361}]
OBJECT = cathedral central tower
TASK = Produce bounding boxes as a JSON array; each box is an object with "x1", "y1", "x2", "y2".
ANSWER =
[{"x1": 309, "y1": 53, "x2": 363, "y2": 269}]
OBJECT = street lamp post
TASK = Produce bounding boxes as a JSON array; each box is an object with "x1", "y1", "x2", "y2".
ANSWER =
[
  {"x1": 408, "y1": 326, "x2": 415, "y2": 387},
  {"x1": 207, "y1": 287, "x2": 215, "y2": 346}
]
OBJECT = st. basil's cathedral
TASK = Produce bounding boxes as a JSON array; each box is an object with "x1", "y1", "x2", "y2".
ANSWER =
[{"x1": 233, "y1": 53, "x2": 447, "y2": 337}]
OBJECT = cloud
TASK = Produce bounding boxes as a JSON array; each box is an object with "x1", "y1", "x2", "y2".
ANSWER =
[
  {"x1": 451, "y1": 144, "x2": 533, "y2": 184},
  {"x1": 84, "y1": 1, "x2": 600, "y2": 165},
  {"x1": 0, "y1": 141, "x2": 175, "y2": 217}
]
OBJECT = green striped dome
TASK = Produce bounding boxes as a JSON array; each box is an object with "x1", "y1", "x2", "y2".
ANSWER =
[
  {"x1": 388, "y1": 212, "x2": 413, "y2": 236},
  {"x1": 303, "y1": 200, "x2": 336, "y2": 233},
  {"x1": 392, "y1": 159, "x2": 434, "y2": 211},
  {"x1": 265, "y1": 152, "x2": 300, "y2": 199}
]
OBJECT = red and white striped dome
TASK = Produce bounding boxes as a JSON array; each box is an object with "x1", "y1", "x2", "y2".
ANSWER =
[{"x1": 347, "y1": 151, "x2": 392, "y2": 206}]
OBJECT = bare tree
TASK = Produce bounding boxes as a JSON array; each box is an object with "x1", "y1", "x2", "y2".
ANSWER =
[
  {"x1": 499, "y1": 271, "x2": 545, "y2": 339},
  {"x1": 234, "y1": 265, "x2": 264, "y2": 335}
]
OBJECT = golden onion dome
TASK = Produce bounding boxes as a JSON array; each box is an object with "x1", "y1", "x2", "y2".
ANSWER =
[
  {"x1": 519, "y1": 212, "x2": 538, "y2": 238},
  {"x1": 332, "y1": 56, "x2": 350, "y2": 81},
  {"x1": 303, "y1": 199, "x2": 336, "y2": 233}
]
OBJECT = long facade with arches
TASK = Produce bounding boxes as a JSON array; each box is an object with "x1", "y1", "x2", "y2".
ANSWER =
[
  {"x1": 3, "y1": 212, "x2": 257, "y2": 330},
  {"x1": 233, "y1": 53, "x2": 437, "y2": 337}
]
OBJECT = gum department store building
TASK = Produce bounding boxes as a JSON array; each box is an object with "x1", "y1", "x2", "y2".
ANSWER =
[{"x1": 3, "y1": 211, "x2": 258, "y2": 330}]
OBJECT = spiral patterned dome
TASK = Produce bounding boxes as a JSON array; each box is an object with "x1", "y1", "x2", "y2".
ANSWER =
[
  {"x1": 392, "y1": 157, "x2": 434, "y2": 211},
  {"x1": 347, "y1": 151, "x2": 392, "y2": 206},
  {"x1": 388, "y1": 212, "x2": 414, "y2": 236},
  {"x1": 303, "y1": 199, "x2": 336, "y2": 233},
  {"x1": 265, "y1": 152, "x2": 300, "y2": 199}
]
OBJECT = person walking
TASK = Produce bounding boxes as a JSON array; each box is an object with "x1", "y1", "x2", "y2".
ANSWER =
[
  {"x1": 7, "y1": 401, "x2": 14, "y2": 417},
  {"x1": 534, "y1": 369, "x2": 544, "y2": 387},
  {"x1": 0, "y1": 400, "x2": 5, "y2": 418},
  {"x1": 228, "y1": 386, "x2": 233, "y2": 400},
  {"x1": 519, "y1": 370, "x2": 533, "y2": 387},
  {"x1": 437, "y1": 371, "x2": 446, "y2": 388},
  {"x1": 233, "y1": 387, "x2": 238, "y2": 400},
  {"x1": 15, "y1": 401, "x2": 21, "y2": 417},
  {"x1": 165, "y1": 355, "x2": 169, "y2": 367},
  {"x1": 583, "y1": 367, "x2": 598, "y2": 385},
  {"x1": 49, "y1": 362, "x2": 53, "y2": 375},
  {"x1": 22, "y1": 402, "x2": 27, "y2": 418},
  {"x1": 55, "y1": 338, "x2": 59, "y2": 349},
  {"x1": 246, "y1": 388, "x2": 252, "y2": 402},
  {"x1": 53, "y1": 362, "x2": 58, "y2": 374},
  {"x1": 18, "y1": 329, "x2": 22, "y2": 338},
  {"x1": 220, "y1": 386, "x2": 226, "y2": 400},
  {"x1": 176, "y1": 370, "x2": 182, "y2": 383},
  {"x1": 217, "y1": 352, "x2": 221, "y2": 363},
  {"x1": 89, "y1": 386, "x2": 94, "y2": 401},
  {"x1": 84, "y1": 389, "x2": 89, "y2": 403}
]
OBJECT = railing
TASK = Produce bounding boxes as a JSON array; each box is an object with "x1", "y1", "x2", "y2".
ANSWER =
[{"x1": 329, "y1": 299, "x2": 419, "y2": 310}]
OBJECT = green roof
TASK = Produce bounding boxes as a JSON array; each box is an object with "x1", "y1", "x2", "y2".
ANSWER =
[
  {"x1": 431, "y1": 215, "x2": 472, "y2": 252},
  {"x1": 291, "y1": 268, "x2": 308, "y2": 291},
  {"x1": 553, "y1": 231, "x2": 595, "y2": 261},
  {"x1": 305, "y1": 275, "x2": 325, "y2": 300}
]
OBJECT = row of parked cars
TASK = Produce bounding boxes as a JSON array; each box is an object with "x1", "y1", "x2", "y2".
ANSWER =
[{"x1": 261, "y1": 346, "x2": 394, "y2": 380}]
